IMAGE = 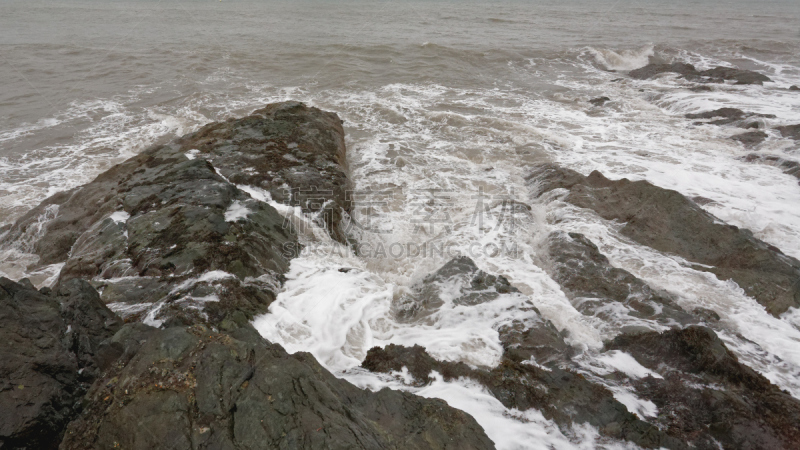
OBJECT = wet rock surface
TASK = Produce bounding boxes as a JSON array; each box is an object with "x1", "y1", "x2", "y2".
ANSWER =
[
  {"x1": 589, "y1": 96, "x2": 610, "y2": 106},
  {"x1": 174, "y1": 102, "x2": 352, "y2": 244},
  {"x1": 543, "y1": 231, "x2": 696, "y2": 333},
  {"x1": 684, "y1": 107, "x2": 775, "y2": 127},
  {"x1": 629, "y1": 62, "x2": 772, "y2": 85},
  {"x1": 392, "y1": 256, "x2": 520, "y2": 321},
  {"x1": 528, "y1": 164, "x2": 800, "y2": 316},
  {"x1": 0, "y1": 104, "x2": 500, "y2": 450},
  {"x1": 744, "y1": 153, "x2": 800, "y2": 183},
  {"x1": 0, "y1": 102, "x2": 360, "y2": 327},
  {"x1": 608, "y1": 326, "x2": 800, "y2": 449},
  {"x1": 61, "y1": 321, "x2": 493, "y2": 450},
  {"x1": 0, "y1": 277, "x2": 121, "y2": 450},
  {"x1": 729, "y1": 130, "x2": 767, "y2": 147},
  {"x1": 362, "y1": 344, "x2": 684, "y2": 449},
  {"x1": 776, "y1": 124, "x2": 800, "y2": 140}
]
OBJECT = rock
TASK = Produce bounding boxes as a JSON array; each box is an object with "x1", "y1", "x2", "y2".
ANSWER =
[
  {"x1": 684, "y1": 108, "x2": 774, "y2": 127},
  {"x1": 527, "y1": 164, "x2": 800, "y2": 316},
  {"x1": 0, "y1": 277, "x2": 121, "y2": 450},
  {"x1": 743, "y1": 154, "x2": 800, "y2": 184},
  {"x1": 690, "y1": 196, "x2": 716, "y2": 206},
  {"x1": 691, "y1": 307, "x2": 720, "y2": 323},
  {"x1": 589, "y1": 96, "x2": 610, "y2": 106},
  {"x1": 698, "y1": 66, "x2": 772, "y2": 85},
  {"x1": 730, "y1": 130, "x2": 768, "y2": 147},
  {"x1": 362, "y1": 344, "x2": 683, "y2": 449},
  {"x1": 790, "y1": 85, "x2": 800, "y2": 91},
  {"x1": 175, "y1": 102, "x2": 352, "y2": 244},
  {"x1": 608, "y1": 326, "x2": 800, "y2": 449},
  {"x1": 61, "y1": 324, "x2": 493, "y2": 450},
  {"x1": 629, "y1": 62, "x2": 771, "y2": 85},
  {"x1": 542, "y1": 231, "x2": 696, "y2": 332},
  {"x1": 392, "y1": 256, "x2": 520, "y2": 321},
  {"x1": 776, "y1": 124, "x2": 800, "y2": 140},
  {"x1": 686, "y1": 107, "x2": 746, "y2": 121},
  {"x1": 629, "y1": 62, "x2": 699, "y2": 80},
  {"x1": 0, "y1": 102, "x2": 360, "y2": 327}
]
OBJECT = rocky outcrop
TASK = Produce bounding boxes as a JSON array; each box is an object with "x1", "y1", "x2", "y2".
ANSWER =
[
  {"x1": 0, "y1": 277, "x2": 121, "y2": 449},
  {"x1": 392, "y1": 256, "x2": 519, "y2": 322},
  {"x1": 362, "y1": 344, "x2": 684, "y2": 449},
  {"x1": 730, "y1": 130, "x2": 767, "y2": 147},
  {"x1": 174, "y1": 102, "x2": 352, "y2": 244},
  {"x1": 61, "y1": 321, "x2": 493, "y2": 450},
  {"x1": 629, "y1": 62, "x2": 772, "y2": 85},
  {"x1": 1, "y1": 104, "x2": 500, "y2": 450},
  {"x1": 608, "y1": 326, "x2": 800, "y2": 449},
  {"x1": 542, "y1": 231, "x2": 696, "y2": 333},
  {"x1": 527, "y1": 164, "x2": 800, "y2": 316},
  {"x1": 0, "y1": 102, "x2": 355, "y2": 327},
  {"x1": 776, "y1": 124, "x2": 800, "y2": 140},
  {"x1": 684, "y1": 107, "x2": 774, "y2": 127},
  {"x1": 589, "y1": 96, "x2": 610, "y2": 106}
]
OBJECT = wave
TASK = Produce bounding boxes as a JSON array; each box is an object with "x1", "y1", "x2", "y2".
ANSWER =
[{"x1": 586, "y1": 44, "x2": 655, "y2": 71}]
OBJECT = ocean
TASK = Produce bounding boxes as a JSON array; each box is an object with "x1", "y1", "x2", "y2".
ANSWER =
[{"x1": 2, "y1": 0, "x2": 800, "y2": 447}]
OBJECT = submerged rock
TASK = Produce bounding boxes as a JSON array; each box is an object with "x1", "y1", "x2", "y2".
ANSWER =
[
  {"x1": 62, "y1": 322, "x2": 493, "y2": 450},
  {"x1": 392, "y1": 256, "x2": 520, "y2": 321},
  {"x1": 776, "y1": 124, "x2": 800, "y2": 140},
  {"x1": 628, "y1": 62, "x2": 699, "y2": 81},
  {"x1": 362, "y1": 344, "x2": 683, "y2": 449},
  {"x1": 608, "y1": 326, "x2": 800, "y2": 449},
  {"x1": 0, "y1": 277, "x2": 121, "y2": 450},
  {"x1": 684, "y1": 107, "x2": 775, "y2": 127},
  {"x1": 629, "y1": 62, "x2": 771, "y2": 85},
  {"x1": 589, "y1": 96, "x2": 610, "y2": 106},
  {"x1": 543, "y1": 231, "x2": 696, "y2": 332},
  {"x1": 730, "y1": 130, "x2": 768, "y2": 147},
  {"x1": 528, "y1": 164, "x2": 800, "y2": 316}
]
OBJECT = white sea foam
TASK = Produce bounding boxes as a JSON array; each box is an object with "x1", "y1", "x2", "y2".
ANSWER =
[
  {"x1": 109, "y1": 211, "x2": 130, "y2": 224},
  {"x1": 224, "y1": 200, "x2": 252, "y2": 222}
]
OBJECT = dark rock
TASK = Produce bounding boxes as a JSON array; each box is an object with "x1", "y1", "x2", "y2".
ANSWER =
[
  {"x1": 543, "y1": 231, "x2": 696, "y2": 330},
  {"x1": 730, "y1": 130, "x2": 768, "y2": 147},
  {"x1": 61, "y1": 325, "x2": 493, "y2": 450},
  {"x1": 608, "y1": 326, "x2": 800, "y2": 449},
  {"x1": 698, "y1": 66, "x2": 772, "y2": 85},
  {"x1": 498, "y1": 317, "x2": 572, "y2": 367},
  {"x1": 776, "y1": 124, "x2": 800, "y2": 140},
  {"x1": 629, "y1": 62, "x2": 699, "y2": 80},
  {"x1": 629, "y1": 62, "x2": 771, "y2": 85},
  {"x1": 685, "y1": 108, "x2": 775, "y2": 127},
  {"x1": 692, "y1": 307, "x2": 720, "y2": 323},
  {"x1": 0, "y1": 277, "x2": 121, "y2": 450},
  {"x1": 690, "y1": 196, "x2": 716, "y2": 206},
  {"x1": 528, "y1": 164, "x2": 800, "y2": 316},
  {"x1": 686, "y1": 107, "x2": 746, "y2": 121},
  {"x1": 589, "y1": 96, "x2": 610, "y2": 106},
  {"x1": 743, "y1": 154, "x2": 800, "y2": 184},
  {"x1": 790, "y1": 85, "x2": 800, "y2": 91},
  {"x1": 392, "y1": 256, "x2": 519, "y2": 321},
  {"x1": 0, "y1": 102, "x2": 359, "y2": 327},
  {"x1": 362, "y1": 344, "x2": 683, "y2": 449}
]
